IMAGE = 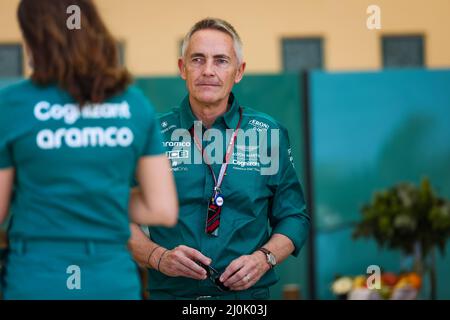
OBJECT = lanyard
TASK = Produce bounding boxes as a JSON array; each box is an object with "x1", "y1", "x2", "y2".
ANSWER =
[{"x1": 190, "y1": 107, "x2": 243, "y2": 193}]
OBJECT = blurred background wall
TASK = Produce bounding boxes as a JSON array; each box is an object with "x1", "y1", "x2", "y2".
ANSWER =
[
  {"x1": 0, "y1": 0, "x2": 449, "y2": 300},
  {"x1": 1, "y1": 0, "x2": 450, "y2": 76}
]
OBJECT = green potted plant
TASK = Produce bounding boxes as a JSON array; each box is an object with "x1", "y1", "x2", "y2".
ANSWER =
[{"x1": 353, "y1": 177, "x2": 450, "y2": 299}]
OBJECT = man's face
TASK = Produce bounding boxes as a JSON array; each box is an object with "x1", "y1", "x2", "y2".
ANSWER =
[{"x1": 179, "y1": 29, "x2": 246, "y2": 107}]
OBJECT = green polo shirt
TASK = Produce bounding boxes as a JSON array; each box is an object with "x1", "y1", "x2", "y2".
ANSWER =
[
  {"x1": 0, "y1": 80, "x2": 164, "y2": 243},
  {"x1": 148, "y1": 93, "x2": 310, "y2": 297}
]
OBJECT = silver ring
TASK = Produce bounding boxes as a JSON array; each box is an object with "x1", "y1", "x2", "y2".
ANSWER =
[{"x1": 244, "y1": 275, "x2": 250, "y2": 282}]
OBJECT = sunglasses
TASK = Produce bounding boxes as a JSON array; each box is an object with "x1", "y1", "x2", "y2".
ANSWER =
[{"x1": 196, "y1": 261, "x2": 230, "y2": 292}]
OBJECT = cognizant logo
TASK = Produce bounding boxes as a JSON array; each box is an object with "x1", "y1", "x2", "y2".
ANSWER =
[{"x1": 232, "y1": 159, "x2": 260, "y2": 167}]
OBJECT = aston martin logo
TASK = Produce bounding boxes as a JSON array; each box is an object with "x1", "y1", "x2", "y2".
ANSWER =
[{"x1": 236, "y1": 145, "x2": 259, "y2": 152}]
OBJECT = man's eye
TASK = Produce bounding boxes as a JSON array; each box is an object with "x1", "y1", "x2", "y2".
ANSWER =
[
  {"x1": 192, "y1": 58, "x2": 204, "y2": 63},
  {"x1": 216, "y1": 59, "x2": 229, "y2": 65}
]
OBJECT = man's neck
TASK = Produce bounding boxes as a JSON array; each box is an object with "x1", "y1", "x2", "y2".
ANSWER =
[{"x1": 189, "y1": 96, "x2": 229, "y2": 128}]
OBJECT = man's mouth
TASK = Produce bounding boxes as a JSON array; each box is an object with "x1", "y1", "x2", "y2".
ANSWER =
[{"x1": 197, "y1": 83, "x2": 220, "y2": 87}]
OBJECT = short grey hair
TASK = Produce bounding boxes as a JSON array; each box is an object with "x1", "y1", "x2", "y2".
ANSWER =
[{"x1": 181, "y1": 18, "x2": 243, "y2": 64}]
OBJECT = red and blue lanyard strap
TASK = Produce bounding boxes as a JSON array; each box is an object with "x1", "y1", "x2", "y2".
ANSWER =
[{"x1": 190, "y1": 107, "x2": 243, "y2": 236}]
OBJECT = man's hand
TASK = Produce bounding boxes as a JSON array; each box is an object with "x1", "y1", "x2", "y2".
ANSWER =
[
  {"x1": 219, "y1": 251, "x2": 270, "y2": 291},
  {"x1": 158, "y1": 245, "x2": 211, "y2": 280}
]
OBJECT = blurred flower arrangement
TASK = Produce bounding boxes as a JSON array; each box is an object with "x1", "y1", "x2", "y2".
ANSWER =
[
  {"x1": 352, "y1": 177, "x2": 450, "y2": 299},
  {"x1": 331, "y1": 272, "x2": 422, "y2": 300}
]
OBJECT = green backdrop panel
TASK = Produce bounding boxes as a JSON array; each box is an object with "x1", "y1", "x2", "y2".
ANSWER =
[{"x1": 311, "y1": 69, "x2": 450, "y2": 299}]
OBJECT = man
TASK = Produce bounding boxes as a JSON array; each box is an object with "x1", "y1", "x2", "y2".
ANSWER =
[{"x1": 129, "y1": 18, "x2": 310, "y2": 300}]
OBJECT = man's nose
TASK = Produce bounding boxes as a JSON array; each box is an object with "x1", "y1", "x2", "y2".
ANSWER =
[{"x1": 202, "y1": 60, "x2": 215, "y2": 76}]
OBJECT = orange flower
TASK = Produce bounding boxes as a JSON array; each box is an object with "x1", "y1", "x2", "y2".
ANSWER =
[{"x1": 408, "y1": 272, "x2": 422, "y2": 290}]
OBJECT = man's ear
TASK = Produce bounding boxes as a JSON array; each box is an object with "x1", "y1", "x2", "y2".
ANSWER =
[
  {"x1": 234, "y1": 62, "x2": 246, "y2": 84},
  {"x1": 178, "y1": 58, "x2": 187, "y2": 80}
]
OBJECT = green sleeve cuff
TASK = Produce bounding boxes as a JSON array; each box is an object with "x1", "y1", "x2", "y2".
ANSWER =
[{"x1": 272, "y1": 212, "x2": 310, "y2": 257}]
